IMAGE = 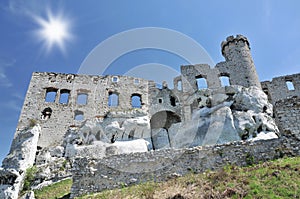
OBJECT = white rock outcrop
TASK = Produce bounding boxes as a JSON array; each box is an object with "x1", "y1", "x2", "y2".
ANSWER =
[{"x1": 0, "y1": 125, "x2": 41, "y2": 199}]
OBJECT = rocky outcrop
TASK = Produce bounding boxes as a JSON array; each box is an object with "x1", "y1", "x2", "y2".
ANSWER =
[
  {"x1": 0, "y1": 125, "x2": 41, "y2": 199},
  {"x1": 64, "y1": 116, "x2": 151, "y2": 159},
  {"x1": 159, "y1": 86, "x2": 279, "y2": 149}
]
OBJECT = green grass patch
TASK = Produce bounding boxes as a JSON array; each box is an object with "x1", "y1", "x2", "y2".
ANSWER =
[
  {"x1": 34, "y1": 178, "x2": 72, "y2": 199},
  {"x1": 23, "y1": 166, "x2": 37, "y2": 191},
  {"x1": 77, "y1": 157, "x2": 300, "y2": 199}
]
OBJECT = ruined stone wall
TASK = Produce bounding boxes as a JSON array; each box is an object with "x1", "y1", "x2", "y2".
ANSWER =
[
  {"x1": 71, "y1": 135, "x2": 300, "y2": 198},
  {"x1": 274, "y1": 96, "x2": 300, "y2": 138},
  {"x1": 179, "y1": 35, "x2": 261, "y2": 97},
  {"x1": 261, "y1": 73, "x2": 300, "y2": 138},
  {"x1": 15, "y1": 72, "x2": 150, "y2": 148},
  {"x1": 261, "y1": 73, "x2": 300, "y2": 103}
]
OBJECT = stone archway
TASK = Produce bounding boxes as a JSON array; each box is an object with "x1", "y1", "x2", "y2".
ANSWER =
[{"x1": 150, "y1": 111, "x2": 181, "y2": 150}]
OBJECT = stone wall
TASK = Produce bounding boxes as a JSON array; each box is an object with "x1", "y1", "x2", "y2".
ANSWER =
[
  {"x1": 261, "y1": 73, "x2": 300, "y2": 138},
  {"x1": 274, "y1": 96, "x2": 300, "y2": 138},
  {"x1": 261, "y1": 73, "x2": 300, "y2": 104},
  {"x1": 71, "y1": 135, "x2": 300, "y2": 198},
  {"x1": 16, "y1": 72, "x2": 150, "y2": 148}
]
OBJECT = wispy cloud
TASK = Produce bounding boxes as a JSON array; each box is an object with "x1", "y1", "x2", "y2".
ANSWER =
[
  {"x1": 0, "y1": 58, "x2": 15, "y2": 88},
  {"x1": 6, "y1": 0, "x2": 46, "y2": 17},
  {"x1": 262, "y1": 0, "x2": 272, "y2": 30}
]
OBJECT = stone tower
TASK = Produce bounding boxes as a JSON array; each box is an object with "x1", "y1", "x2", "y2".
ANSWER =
[{"x1": 219, "y1": 34, "x2": 261, "y2": 89}]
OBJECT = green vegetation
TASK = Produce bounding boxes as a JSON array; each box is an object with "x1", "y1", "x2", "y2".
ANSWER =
[
  {"x1": 34, "y1": 178, "x2": 72, "y2": 199},
  {"x1": 29, "y1": 119, "x2": 37, "y2": 128},
  {"x1": 77, "y1": 157, "x2": 300, "y2": 199},
  {"x1": 23, "y1": 166, "x2": 37, "y2": 191},
  {"x1": 29, "y1": 157, "x2": 300, "y2": 198}
]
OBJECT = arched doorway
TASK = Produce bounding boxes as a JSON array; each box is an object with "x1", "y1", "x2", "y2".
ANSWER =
[{"x1": 150, "y1": 111, "x2": 181, "y2": 150}]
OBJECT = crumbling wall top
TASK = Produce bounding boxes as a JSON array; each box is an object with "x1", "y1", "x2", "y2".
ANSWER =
[{"x1": 221, "y1": 34, "x2": 250, "y2": 56}]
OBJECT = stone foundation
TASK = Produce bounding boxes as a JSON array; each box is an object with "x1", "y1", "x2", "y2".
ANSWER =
[{"x1": 71, "y1": 134, "x2": 300, "y2": 198}]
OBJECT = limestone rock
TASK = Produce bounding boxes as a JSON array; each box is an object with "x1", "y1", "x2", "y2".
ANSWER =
[
  {"x1": 151, "y1": 128, "x2": 170, "y2": 149},
  {"x1": 0, "y1": 125, "x2": 41, "y2": 199},
  {"x1": 2, "y1": 125, "x2": 41, "y2": 170},
  {"x1": 250, "y1": 131, "x2": 278, "y2": 141},
  {"x1": 65, "y1": 139, "x2": 149, "y2": 159},
  {"x1": 233, "y1": 86, "x2": 271, "y2": 113}
]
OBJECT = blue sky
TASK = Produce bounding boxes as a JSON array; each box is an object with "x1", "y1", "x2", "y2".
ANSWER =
[{"x1": 1, "y1": 0, "x2": 300, "y2": 163}]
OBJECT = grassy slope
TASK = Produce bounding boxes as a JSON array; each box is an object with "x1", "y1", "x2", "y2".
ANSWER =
[
  {"x1": 34, "y1": 178, "x2": 72, "y2": 199},
  {"x1": 34, "y1": 157, "x2": 300, "y2": 199}
]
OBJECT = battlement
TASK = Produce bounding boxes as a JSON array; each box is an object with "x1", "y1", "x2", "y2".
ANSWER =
[{"x1": 221, "y1": 34, "x2": 250, "y2": 56}]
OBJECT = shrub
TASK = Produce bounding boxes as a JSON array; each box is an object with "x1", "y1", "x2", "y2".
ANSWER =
[{"x1": 23, "y1": 166, "x2": 37, "y2": 191}]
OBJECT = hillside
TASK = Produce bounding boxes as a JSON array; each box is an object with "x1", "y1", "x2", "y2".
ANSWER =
[{"x1": 32, "y1": 156, "x2": 300, "y2": 199}]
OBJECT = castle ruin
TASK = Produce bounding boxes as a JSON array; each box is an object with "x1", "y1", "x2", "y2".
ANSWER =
[{"x1": 1, "y1": 35, "x2": 300, "y2": 198}]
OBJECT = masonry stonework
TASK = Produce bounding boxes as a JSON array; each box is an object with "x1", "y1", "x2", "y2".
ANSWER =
[
  {"x1": 71, "y1": 134, "x2": 300, "y2": 197},
  {"x1": 1, "y1": 34, "x2": 300, "y2": 198}
]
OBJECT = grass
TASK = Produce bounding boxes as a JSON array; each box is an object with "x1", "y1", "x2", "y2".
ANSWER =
[
  {"x1": 34, "y1": 178, "x2": 72, "y2": 199},
  {"x1": 77, "y1": 157, "x2": 300, "y2": 199},
  {"x1": 31, "y1": 157, "x2": 300, "y2": 199}
]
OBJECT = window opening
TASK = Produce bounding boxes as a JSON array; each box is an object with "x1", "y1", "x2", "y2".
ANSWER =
[
  {"x1": 108, "y1": 92, "x2": 119, "y2": 107},
  {"x1": 286, "y1": 80, "x2": 295, "y2": 91},
  {"x1": 131, "y1": 94, "x2": 142, "y2": 108},
  {"x1": 177, "y1": 80, "x2": 182, "y2": 90},
  {"x1": 74, "y1": 110, "x2": 84, "y2": 121},
  {"x1": 77, "y1": 93, "x2": 88, "y2": 105},
  {"x1": 196, "y1": 76, "x2": 207, "y2": 90},
  {"x1": 45, "y1": 88, "x2": 58, "y2": 102},
  {"x1": 112, "y1": 76, "x2": 118, "y2": 82},
  {"x1": 219, "y1": 76, "x2": 230, "y2": 86},
  {"x1": 41, "y1": 107, "x2": 52, "y2": 120},
  {"x1": 158, "y1": 98, "x2": 163, "y2": 104},
  {"x1": 170, "y1": 96, "x2": 176, "y2": 106},
  {"x1": 59, "y1": 89, "x2": 70, "y2": 104}
]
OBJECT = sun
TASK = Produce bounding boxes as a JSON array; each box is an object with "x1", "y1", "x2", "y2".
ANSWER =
[{"x1": 34, "y1": 10, "x2": 73, "y2": 54}]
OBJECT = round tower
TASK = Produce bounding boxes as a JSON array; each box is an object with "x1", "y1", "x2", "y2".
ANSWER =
[{"x1": 221, "y1": 35, "x2": 261, "y2": 89}]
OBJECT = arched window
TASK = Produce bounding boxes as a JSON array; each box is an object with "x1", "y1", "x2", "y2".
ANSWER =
[
  {"x1": 59, "y1": 89, "x2": 70, "y2": 104},
  {"x1": 74, "y1": 110, "x2": 84, "y2": 121},
  {"x1": 45, "y1": 87, "x2": 58, "y2": 102},
  {"x1": 196, "y1": 76, "x2": 207, "y2": 90},
  {"x1": 41, "y1": 107, "x2": 52, "y2": 120},
  {"x1": 108, "y1": 92, "x2": 119, "y2": 107},
  {"x1": 219, "y1": 75, "x2": 230, "y2": 87},
  {"x1": 131, "y1": 94, "x2": 142, "y2": 108},
  {"x1": 77, "y1": 93, "x2": 88, "y2": 105}
]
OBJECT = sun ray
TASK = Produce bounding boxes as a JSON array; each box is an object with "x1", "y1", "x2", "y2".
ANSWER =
[{"x1": 33, "y1": 10, "x2": 73, "y2": 54}]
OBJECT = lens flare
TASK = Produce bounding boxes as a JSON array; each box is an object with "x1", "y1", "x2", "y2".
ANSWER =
[{"x1": 34, "y1": 10, "x2": 73, "y2": 54}]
